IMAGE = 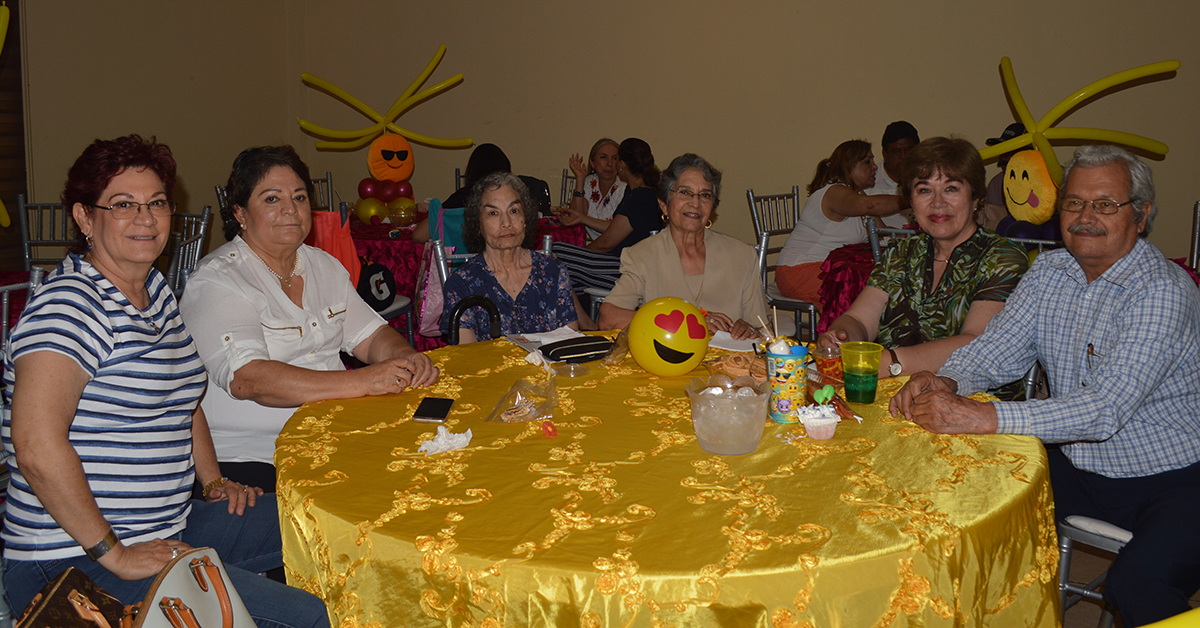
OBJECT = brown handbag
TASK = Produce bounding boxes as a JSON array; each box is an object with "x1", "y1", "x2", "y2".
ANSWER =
[{"x1": 15, "y1": 567, "x2": 127, "y2": 628}]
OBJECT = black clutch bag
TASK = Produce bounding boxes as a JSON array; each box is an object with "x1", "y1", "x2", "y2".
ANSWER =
[{"x1": 539, "y1": 336, "x2": 614, "y2": 363}]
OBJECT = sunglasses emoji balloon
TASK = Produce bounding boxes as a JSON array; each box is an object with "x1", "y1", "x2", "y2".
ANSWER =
[{"x1": 628, "y1": 297, "x2": 710, "y2": 376}]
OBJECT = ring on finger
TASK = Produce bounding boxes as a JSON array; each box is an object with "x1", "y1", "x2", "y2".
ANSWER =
[{"x1": 172, "y1": 547, "x2": 181, "y2": 559}]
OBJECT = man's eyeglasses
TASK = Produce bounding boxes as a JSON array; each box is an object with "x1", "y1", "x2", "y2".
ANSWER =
[
  {"x1": 1060, "y1": 197, "x2": 1134, "y2": 215},
  {"x1": 88, "y1": 200, "x2": 176, "y2": 219},
  {"x1": 671, "y1": 188, "x2": 715, "y2": 204}
]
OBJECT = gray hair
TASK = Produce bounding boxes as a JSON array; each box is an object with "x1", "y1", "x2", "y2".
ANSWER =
[
  {"x1": 1062, "y1": 145, "x2": 1157, "y2": 236},
  {"x1": 463, "y1": 171, "x2": 538, "y2": 253},
  {"x1": 658, "y1": 153, "x2": 723, "y2": 209}
]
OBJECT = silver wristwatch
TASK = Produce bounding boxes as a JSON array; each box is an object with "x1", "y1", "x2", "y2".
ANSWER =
[{"x1": 886, "y1": 348, "x2": 902, "y2": 376}]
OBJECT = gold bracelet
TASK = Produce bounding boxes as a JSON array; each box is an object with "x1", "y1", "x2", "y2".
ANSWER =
[{"x1": 203, "y1": 476, "x2": 228, "y2": 496}]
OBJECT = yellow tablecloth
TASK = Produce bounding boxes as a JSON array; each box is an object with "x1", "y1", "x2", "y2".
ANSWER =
[{"x1": 276, "y1": 340, "x2": 1059, "y2": 627}]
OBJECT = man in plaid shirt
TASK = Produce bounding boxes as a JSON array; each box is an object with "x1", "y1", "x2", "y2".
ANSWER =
[{"x1": 891, "y1": 145, "x2": 1200, "y2": 627}]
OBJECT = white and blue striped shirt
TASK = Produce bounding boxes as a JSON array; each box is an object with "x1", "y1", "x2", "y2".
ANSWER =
[
  {"x1": 1, "y1": 254, "x2": 206, "y2": 560},
  {"x1": 940, "y1": 239, "x2": 1200, "y2": 478}
]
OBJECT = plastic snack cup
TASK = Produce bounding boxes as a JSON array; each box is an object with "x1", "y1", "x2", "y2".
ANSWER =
[
  {"x1": 840, "y1": 342, "x2": 883, "y2": 404},
  {"x1": 813, "y1": 345, "x2": 843, "y2": 382},
  {"x1": 767, "y1": 346, "x2": 808, "y2": 423}
]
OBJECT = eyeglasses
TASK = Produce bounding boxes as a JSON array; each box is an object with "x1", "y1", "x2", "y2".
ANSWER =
[
  {"x1": 88, "y1": 199, "x2": 176, "y2": 219},
  {"x1": 671, "y1": 188, "x2": 715, "y2": 204},
  {"x1": 1060, "y1": 197, "x2": 1134, "y2": 215},
  {"x1": 381, "y1": 150, "x2": 408, "y2": 162}
]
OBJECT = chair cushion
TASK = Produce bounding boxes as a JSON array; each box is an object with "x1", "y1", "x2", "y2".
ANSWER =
[{"x1": 1064, "y1": 515, "x2": 1133, "y2": 544}]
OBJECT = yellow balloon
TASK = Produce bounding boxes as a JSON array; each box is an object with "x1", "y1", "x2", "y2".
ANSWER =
[
  {"x1": 628, "y1": 297, "x2": 710, "y2": 377},
  {"x1": 0, "y1": 197, "x2": 9, "y2": 229},
  {"x1": 354, "y1": 197, "x2": 388, "y2": 225},
  {"x1": 1004, "y1": 151, "x2": 1058, "y2": 225}
]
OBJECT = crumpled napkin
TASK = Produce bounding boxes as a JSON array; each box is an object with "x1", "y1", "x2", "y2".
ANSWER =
[{"x1": 417, "y1": 425, "x2": 472, "y2": 456}]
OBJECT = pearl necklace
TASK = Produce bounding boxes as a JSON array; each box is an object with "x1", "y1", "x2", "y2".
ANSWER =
[{"x1": 250, "y1": 248, "x2": 299, "y2": 286}]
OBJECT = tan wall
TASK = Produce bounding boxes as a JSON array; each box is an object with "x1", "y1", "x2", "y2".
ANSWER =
[{"x1": 23, "y1": 1, "x2": 1200, "y2": 257}]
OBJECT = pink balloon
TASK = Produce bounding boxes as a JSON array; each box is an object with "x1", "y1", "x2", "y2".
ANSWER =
[
  {"x1": 395, "y1": 180, "x2": 414, "y2": 199},
  {"x1": 357, "y1": 177, "x2": 378, "y2": 200},
  {"x1": 376, "y1": 179, "x2": 400, "y2": 202}
]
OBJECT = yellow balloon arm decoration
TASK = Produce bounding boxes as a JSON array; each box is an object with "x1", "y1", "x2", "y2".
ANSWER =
[
  {"x1": 0, "y1": 3, "x2": 10, "y2": 57},
  {"x1": 1038, "y1": 60, "x2": 1180, "y2": 133},
  {"x1": 380, "y1": 125, "x2": 472, "y2": 148},
  {"x1": 1042, "y1": 127, "x2": 1170, "y2": 156},
  {"x1": 999, "y1": 57, "x2": 1039, "y2": 135},
  {"x1": 978, "y1": 135, "x2": 1034, "y2": 161},
  {"x1": 1030, "y1": 133, "x2": 1063, "y2": 186},
  {"x1": 298, "y1": 73, "x2": 466, "y2": 143},
  {"x1": 298, "y1": 44, "x2": 471, "y2": 149},
  {"x1": 0, "y1": 198, "x2": 9, "y2": 229}
]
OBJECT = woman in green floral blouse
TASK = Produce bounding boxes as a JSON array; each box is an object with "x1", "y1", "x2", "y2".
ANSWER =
[{"x1": 817, "y1": 137, "x2": 1030, "y2": 388}]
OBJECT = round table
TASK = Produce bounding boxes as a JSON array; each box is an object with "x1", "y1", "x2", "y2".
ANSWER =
[{"x1": 276, "y1": 339, "x2": 1058, "y2": 627}]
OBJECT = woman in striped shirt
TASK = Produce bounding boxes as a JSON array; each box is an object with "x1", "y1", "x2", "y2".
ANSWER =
[{"x1": 1, "y1": 135, "x2": 329, "y2": 627}]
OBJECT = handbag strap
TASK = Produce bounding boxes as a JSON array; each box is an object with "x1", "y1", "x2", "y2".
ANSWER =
[
  {"x1": 157, "y1": 599, "x2": 200, "y2": 628},
  {"x1": 188, "y1": 557, "x2": 233, "y2": 628}
]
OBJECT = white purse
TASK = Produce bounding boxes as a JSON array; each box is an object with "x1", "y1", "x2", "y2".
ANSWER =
[{"x1": 129, "y1": 547, "x2": 255, "y2": 628}]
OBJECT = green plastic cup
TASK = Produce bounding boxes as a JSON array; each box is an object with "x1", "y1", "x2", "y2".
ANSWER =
[{"x1": 840, "y1": 341, "x2": 883, "y2": 404}]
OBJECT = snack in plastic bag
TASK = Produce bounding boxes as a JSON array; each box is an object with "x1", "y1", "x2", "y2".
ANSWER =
[
  {"x1": 601, "y1": 329, "x2": 629, "y2": 366},
  {"x1": 486, "y1": 373, "x2": 559, "y2": 423}
]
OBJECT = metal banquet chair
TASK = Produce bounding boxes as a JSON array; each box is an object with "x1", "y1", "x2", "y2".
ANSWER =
[
  {"x1": 17, "y1": 195, "x2": 76, "y2": 271},
  {"x1": 164, "y1": 205, "x2": 213, "y2": 295},
  {"x1": 560, "y1": 169, "x2": 576, "y2": 207},
  {"x1": 747, "y1": 187, "x2": 817, "y2": 341},
  {"x1": 1058, "y1": 515, "x2": 1132, "y2": 628}
]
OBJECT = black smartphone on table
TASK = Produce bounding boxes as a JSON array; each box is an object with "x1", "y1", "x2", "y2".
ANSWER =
[{"x1": 413, "y1": 397, "x2": 454, "y2": 423}]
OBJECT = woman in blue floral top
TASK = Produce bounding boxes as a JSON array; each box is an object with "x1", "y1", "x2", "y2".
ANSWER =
[
  {"x1": 817, "y1": 137, "x2": 1029, "y2": 395},
  {"x1": 441, "y1": 172, "x2": 578, "y2": 343}
]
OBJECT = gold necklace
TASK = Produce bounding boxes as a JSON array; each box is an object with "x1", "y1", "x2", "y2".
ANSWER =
[{"x1": 249, "y1": 248, "x2": 299, "y2": 286}]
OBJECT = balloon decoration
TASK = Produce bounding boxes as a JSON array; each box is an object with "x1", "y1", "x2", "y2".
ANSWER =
[
  {"x1": 298, "y1": 44, "x2": 474, "y2": 224},
  {"x1": 978, "y1": 57, "x2": 1179, "y2": 187},
  {"x1": 354, "y1": 176, "x2": 416, "y2": 225},
  {"x1": 1003, "y1": 151, "x2": 1058, "y2": 225},
  {"x1": 298, "y1": 45, "x2": 472, "y2": 151},
  {"x1": 354, "y1": 197, "x2": 388, "y2": 226},
  {"x1": 627, "y1": 297, "x2": 710, "y2": 377},
  {"x1": 368, "y1": 134, "x2": 416, "y2": 182}
]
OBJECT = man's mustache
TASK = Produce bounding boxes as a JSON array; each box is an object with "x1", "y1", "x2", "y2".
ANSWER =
[{"x1": 1068, "y1": 224, "x2": 1107, "y2": 236}]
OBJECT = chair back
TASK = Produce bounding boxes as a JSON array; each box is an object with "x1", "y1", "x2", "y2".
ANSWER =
[
  {"x1": 165, "y1": 206, "x2": 213, "y2": 295},
  {"x1": 1, "y1": 267, "x2": 45, "y2": 344},
  {"x1": 746, "y1": 187, "x2": 802, "y2": 279},
  {"x1": 311, "y1": 171, "x2": 335, "y2": 211},
  {"x1": 560, "y1": 168, "x2": 577, "y2": 207},
  {"x1": 1190, "y1": 200, "x2": 1200, "y2": 273},
  {"x1": 431, "y1": 239, "x2": 476, "y2": 290},
  {"x1": 18, "y1": 195, "x2": 77, "y2": 271},
  {"x1": 454, "y1": 167, "x2": 463, "y2": 191},
  {"x1": 214, "y1": 184, "x2": 229, "y2": 215},
  {"x1": 865, "y1": 220, "x2": 918, "y2": 263}
]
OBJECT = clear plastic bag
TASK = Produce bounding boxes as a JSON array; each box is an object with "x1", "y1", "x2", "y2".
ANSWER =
[
  {"x1": 601, "y1": 329, "x2": 629, "y2": 366},
  {"x1": 485, "y1": 373, "x2": 559, "y2": 423}
]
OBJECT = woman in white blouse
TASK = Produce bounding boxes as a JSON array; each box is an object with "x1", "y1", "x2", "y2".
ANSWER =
[
  {"x1": 558, "y1": 138, "x2": 626, "y2": 239},
  {"x1": 180, "y1": 146, "x2": 437, "y2": 489}
]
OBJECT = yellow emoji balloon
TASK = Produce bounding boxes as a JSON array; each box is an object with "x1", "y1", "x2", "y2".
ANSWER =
[
  {"x1": 628, "y1": 297, "x2": 710, "y2": 377},
  {"x1": 1004, "y1": 150, "x2": 1058, "y2": 225}
]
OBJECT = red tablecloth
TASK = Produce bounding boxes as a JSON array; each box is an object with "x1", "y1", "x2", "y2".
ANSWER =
[{"x1": 351, "y1": 216, "x2": 585, "y2": 351}]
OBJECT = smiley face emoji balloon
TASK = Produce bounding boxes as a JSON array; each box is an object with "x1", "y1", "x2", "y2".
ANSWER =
[
  {"x1": 368, "y1": 134, "x2": 415, "y2": 182},
  {"x1": 1003, "y1": 150, "x2": 1058, "y2": 225},
  {"x1": 628, "y1": 297, "x2": 710, "y2": 376}
]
